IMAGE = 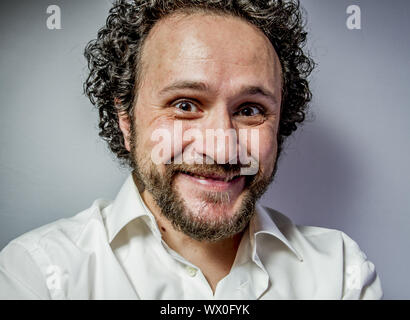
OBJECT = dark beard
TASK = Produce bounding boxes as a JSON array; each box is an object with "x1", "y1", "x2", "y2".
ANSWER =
[{"x1": 130, "y1": 126, "x2": 277, "y2": 242}]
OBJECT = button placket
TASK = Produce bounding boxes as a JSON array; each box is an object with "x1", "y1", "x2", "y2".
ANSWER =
[{"x1": 185, "y1": 265, "x2": 198, "y2": 277}]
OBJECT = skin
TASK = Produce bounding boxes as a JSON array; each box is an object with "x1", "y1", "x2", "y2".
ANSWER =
[{"x1": 118, "y1": 12, "x2": 282, "y2": 293}]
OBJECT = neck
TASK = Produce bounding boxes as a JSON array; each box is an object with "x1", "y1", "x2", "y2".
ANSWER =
[{"x1": 141, "y1": 189, "x2": 244, "y2": 293}]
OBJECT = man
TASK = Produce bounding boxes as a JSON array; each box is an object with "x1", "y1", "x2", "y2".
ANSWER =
[{"x1": 0, "y1": 0, "x2": 382, "y2": 299}]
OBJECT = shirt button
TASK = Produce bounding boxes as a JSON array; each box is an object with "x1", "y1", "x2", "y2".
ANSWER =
[{"x1": 185, "y1": 266, "x2": 197, "y2": 277}]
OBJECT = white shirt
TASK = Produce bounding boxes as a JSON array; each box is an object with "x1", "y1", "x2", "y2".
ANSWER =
[{"x1": 0, "y1": 175, "x2": 382, "y2": 300}]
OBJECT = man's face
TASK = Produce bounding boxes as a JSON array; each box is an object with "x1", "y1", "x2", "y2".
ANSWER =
[{"x1": 125, "y1": 12, "x2": 282, "y2": 241}]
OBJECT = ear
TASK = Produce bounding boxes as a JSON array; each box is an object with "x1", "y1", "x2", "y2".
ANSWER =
[{"x1": 118, "y1": 111, "x2": 131, "y2": 152}]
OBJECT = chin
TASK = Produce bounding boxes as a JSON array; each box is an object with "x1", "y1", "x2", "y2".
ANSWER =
[{"x1": 177, "y1": 186, "x2": 249, "y2": 222}]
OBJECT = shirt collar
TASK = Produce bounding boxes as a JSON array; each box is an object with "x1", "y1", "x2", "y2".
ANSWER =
[
  {"x1": 252, "y1": 203, "x2": 304, "y2": 262},
  {"x1": 105, "y1": 175, "x2": 159, "y2": 243},
  {"x1": 106, "y1": 174, "x2": 303, "y2": 262}
]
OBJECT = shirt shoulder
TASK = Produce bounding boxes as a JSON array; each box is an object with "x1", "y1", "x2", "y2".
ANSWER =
[
  {"x1": 261, "y1": 205, "x2": 365, "y2": 251},
  {"x1": 0, "y1": 198, "x2": 112, "y2": 299},
  {"x1": 6, "y1": 198, "x2": 112, "y2": 252},
  {"x1": 259, "y1": 205, "x2": 383, "y2": 299}
]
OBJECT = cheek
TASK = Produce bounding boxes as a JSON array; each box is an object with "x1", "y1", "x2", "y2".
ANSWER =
[
  {"x1": 134, "y1": 115, "x2": 193, "y2": 167},
  {"x1": 254, "y1": 129, "x2": 277, "y2": 173}
]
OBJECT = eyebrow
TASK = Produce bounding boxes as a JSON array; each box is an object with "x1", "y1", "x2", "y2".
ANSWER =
[
  {"x1": 158, "y1": 80, "x2": 279, "y2": 105},
  {"x1": 159, "y1": 80, "x2": 209, "y2": 95}
]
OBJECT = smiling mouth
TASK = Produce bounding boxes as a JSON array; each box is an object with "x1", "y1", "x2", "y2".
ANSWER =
[
  {"x1": 176, "y1": 170, "x2": 245, "y2": 193},
  {"x1": 177, "y1": 170, "x2": 241, "y2": 182}
]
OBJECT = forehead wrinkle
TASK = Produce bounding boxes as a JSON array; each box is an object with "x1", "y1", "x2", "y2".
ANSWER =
[{"x1": 158, "y1": 79, "x2": 280, "y2": 106}]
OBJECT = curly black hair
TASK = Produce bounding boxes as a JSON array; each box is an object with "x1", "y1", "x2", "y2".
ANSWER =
[{"x1": 84, "y1": 0, "x2": 315, "y2": 167}]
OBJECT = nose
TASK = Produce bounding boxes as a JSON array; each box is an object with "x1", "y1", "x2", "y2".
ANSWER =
[{"x1": 201, "y1": 106, "x2": 239, "y2": 165}]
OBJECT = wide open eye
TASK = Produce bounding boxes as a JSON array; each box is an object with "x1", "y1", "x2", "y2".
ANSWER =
[
  {"x1": 173, "y1": 100, "x2": 200, "y2": 112},
  {"x1": 235, "y1": 105, "x2": 264, "y2": 117}
]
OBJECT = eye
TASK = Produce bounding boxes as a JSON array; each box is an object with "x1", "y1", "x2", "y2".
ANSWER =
[
  {"x1": 235, "y1": 105, "x2": 264, "y2": 117},
  {"x1": 173, "y1": 100, "x2": 200, "y2": 113}
]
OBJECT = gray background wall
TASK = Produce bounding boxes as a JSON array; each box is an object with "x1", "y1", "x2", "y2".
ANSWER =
[{"x1": 0, "y1": 0, "x2": 409, "y2": 299}]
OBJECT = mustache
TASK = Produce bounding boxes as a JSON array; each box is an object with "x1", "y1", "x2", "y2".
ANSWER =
[{"x1": 166, "y1": 163, "x2": 243, "y2": 177}]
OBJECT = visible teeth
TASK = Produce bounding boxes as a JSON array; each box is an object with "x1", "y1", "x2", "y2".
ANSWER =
[{"x1": 181, "y1": 171, "x2": 239, "y2": 182}]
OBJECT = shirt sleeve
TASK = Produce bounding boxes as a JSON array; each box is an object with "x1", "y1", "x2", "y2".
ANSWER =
[
  {"x1": 340, "y1": 232, "x2": 383, "y2": 300},
  {"x1": 0, "y1": 241, "x2": 51, "y2": 300}
]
